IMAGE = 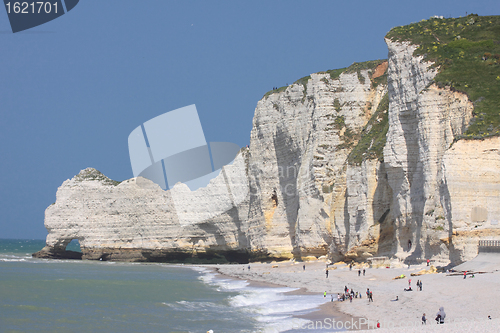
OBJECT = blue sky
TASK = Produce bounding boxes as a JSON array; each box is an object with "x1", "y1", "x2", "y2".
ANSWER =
[{"x1": 1, "y1": 0, "x2": 499, "y2": 239}]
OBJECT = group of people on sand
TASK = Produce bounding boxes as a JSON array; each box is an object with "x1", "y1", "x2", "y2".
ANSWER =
[
  {"x1": 404, "y1": 278, "x2": 423, "y2": 291},
  {"x1": 329, "y1": 286, "x2": 373, "y2": 303}
]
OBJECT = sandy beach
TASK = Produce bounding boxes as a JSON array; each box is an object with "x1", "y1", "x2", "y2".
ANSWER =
[{"x1": 214, "y1": 260, "x2": 500, "y2": 332}]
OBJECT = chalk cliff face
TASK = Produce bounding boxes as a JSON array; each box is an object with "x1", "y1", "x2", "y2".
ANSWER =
[
  {"x1": 35, "y1": 38, "x2": 500, "y2": 265},
  {"x1": 37, "y1": 155, "x2": 253, "y2": 262},
  {"x1": 245, "y1": 68, "x2": 388, "y2": 260},
  {"x1": 382, "y1": 39, "x2": 498, "y2": 264}
]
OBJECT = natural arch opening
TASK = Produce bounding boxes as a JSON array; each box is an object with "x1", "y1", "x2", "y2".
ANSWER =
[{"x1": 65, "y1": 239, "x2": 82, "y2": 253}]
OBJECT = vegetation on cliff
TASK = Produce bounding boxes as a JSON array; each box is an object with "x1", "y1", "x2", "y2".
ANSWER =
[
  {"x1": 74, "y1": 168, "x2": 121, "y2": 186},
  {"x1": 386, "y1": 14, "x2": 500, "y2": 139},
  {"x1": 348, "y1": 92, "x2": 389, "y2": 165}
]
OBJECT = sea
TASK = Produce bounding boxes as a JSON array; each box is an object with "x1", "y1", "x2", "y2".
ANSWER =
[{"x1": 0, "y1": 239, "x2": 343, "y2": 333}]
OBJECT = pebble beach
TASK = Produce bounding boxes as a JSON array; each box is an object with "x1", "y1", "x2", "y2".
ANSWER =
[{"x1": 215, "y1": 260, "x2": 500, "y2": 332}]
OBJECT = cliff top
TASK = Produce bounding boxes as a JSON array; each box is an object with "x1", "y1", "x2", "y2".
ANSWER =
[
  {"x1": 73, "y1": 168, "x2": 121, "y2": 186},
  {"x1": 262, "y1": 59, "x2": 388, "y2": 99},
  {"x1": 386, "y1": 14, "x2": 500, "y2": 139}
]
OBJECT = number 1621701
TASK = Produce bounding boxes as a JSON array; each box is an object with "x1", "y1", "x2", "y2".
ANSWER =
[{"x1": 5, "y1": 2, "x2": 59, "y2": 14}]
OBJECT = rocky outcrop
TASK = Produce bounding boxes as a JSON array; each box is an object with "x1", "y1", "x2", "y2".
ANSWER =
[
  {"x1": 35, "y1": 155, "x2": 254, "y2": 262},
  {"x1": 35, "y1": 37, "x2": 500, "y2": 265}
]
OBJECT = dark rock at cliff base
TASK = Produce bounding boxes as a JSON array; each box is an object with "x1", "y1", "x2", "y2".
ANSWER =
[{"x1": 33, "y1": 246, "x2": 82, "y2": 260}]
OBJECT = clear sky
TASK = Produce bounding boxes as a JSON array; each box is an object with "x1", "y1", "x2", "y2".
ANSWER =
[{"x1": 1, "y1": 0, "x2": 499, "y2": 239}]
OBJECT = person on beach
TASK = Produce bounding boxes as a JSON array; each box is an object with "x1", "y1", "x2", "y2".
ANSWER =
[
  {"x1": 408, "y1": 279, "x2": 411, "y2": 287},
  {"x1": 303, "y1": 264, "x2": 305, "y2": 271},
  {"x1": 331, "y1": 294, "x2": 333, "y2": 302},
  {"x1": 326, "y1": 269, "x2": 329, "y2": 278},
  {"x1": 363, "y1": 268, "x2": 365, "y2": 276},
  {"x1": 324, "y1": 291, "x2": 327, "y2": 298},
  {"x1": 419, "y1": 280, "x2": 423, "y2": 291},
  {"x1": 435, "y1": 307, "x2": 446, "y2": 324},
  {"x1": 422, "y1": 313, "x2": 427, "y2": 324},
  {"x1": 463, "y1": 271, "x2": 467, "y2": 279},
  {"x1": 427, "y1": 259, "x2": 430, "y2": 266},
  {"x1": 369, "y1": 291, "x2": 373, "y2": 302},
  {"x1": 358, "y1": 269, "x2": 361, "y2": 276}
]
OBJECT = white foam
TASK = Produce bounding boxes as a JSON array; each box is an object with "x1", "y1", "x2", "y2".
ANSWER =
[
  {"x1": 192, "y1": 267, "x2": 329, "y2": 333},
  {"x1": 0, "y1": 258, "x2": 26, "y2": 262}
]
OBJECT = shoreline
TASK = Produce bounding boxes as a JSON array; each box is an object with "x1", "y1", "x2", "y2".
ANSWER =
[
  {"x1": 209, "y1": 262, "x2": 369, "y2": 331},
  {"x1": 209, "y1": 260, "x2": 500, "y2": 332}
]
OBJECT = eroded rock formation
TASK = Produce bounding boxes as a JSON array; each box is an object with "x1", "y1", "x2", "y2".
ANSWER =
[{"x1": 34, "y1": 37, "x2": 500, "y2": 265}]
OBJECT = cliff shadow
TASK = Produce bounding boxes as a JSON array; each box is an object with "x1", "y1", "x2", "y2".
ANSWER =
[
  {"x1": 439, "y1": 176, "x2": 458, "y2": 264},
  {"x1": 274, "y1": 125, "x2": 302, "y2": 258},
  {"x1": 372, "y1": 162, "x2": 394, "y2": 257},
  {"x1": 399, "y1": 105, "x2": 426, "y2": 263}
]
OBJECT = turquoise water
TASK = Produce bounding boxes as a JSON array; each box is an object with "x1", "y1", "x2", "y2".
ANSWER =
[{"x1": 0, "y1": 240, "x2": 336, "y2": 333}]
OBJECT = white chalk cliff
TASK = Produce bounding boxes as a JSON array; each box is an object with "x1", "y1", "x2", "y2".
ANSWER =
[{"x1": 35, "y1": 38, "x2": 500, "y2": 265}]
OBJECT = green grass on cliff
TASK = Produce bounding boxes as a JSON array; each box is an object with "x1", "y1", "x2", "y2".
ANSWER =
[
  {"x1": 74, "y1": 168, "x2": 121, "y2": 186},
  {"x1": 386, "y1": 14, "x2": 500, "y2": 139},
  {"x1": 347, "y1": 93, "x2": 389, "y2": 165}
]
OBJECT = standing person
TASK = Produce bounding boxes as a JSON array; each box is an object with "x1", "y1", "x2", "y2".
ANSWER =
[
  {"x1": 435, "y1": 307, "x2": 446, "y2": 324},
  {"x1": 326, "y1": 269, "x2": 329, "y2": 278},
  {"x1": 419, "y1": 281, "x2": 423, "y2": 291},
  {"x1": 408, "y1": 279, "x2": 412, "y2": 287},
  {"x1": 422, "y1": 313, "x2": 427, "y2": 324},
  {"x1": 303, "y1": 264, "x2": 305, "y2": 271},
  {"x1": 358, "y1": 269, "x2": 361, "y2": 276},
  {"x1": 369, "y1": 291, "x2": 373, "y2": 302},
  {"x1": 366, "y1": 288, "x2": 370, "y2": 299},
  {"x1": 363, "y1": 268, "x2": 366, "y2": 276},
  {"x1": 464, "y1": 271, "x2": 467, "y2": 279},
  {"x1": 324, "y1": 291, "x2": 327, "y2": 298},
  {"x1": 427, "y1": 259, "x2": 430, "y2": 266}
]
